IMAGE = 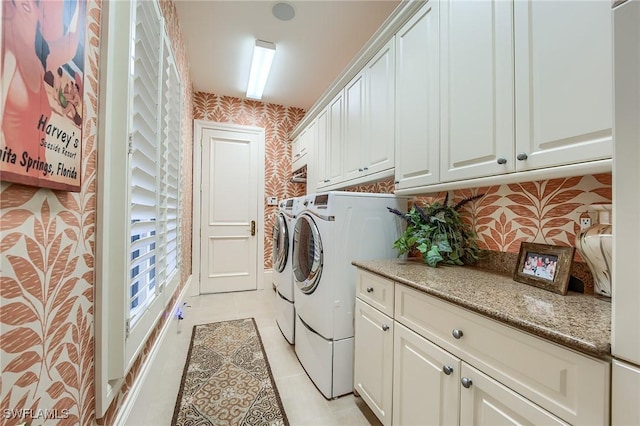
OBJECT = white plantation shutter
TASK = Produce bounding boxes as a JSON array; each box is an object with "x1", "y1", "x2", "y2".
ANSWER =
[
  {"x1": 128, "y1": 0, "x2": 163, "y2": 327},
  {"x1": 125, "y1": 0, "x2": 182, "y2": 361},
  {"x1": 159, "y1": 33, "x2": 182, "y2": 298},
  {"x1": 96, "y1": 0, "x2": 184, "y2": 413}
]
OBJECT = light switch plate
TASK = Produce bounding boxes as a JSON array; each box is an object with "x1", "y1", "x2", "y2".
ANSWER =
[{"x1": 267, "y1": 196, "x2": 278, "y2": 206}]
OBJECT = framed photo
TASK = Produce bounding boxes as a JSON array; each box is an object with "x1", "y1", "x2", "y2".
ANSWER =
[{"x1": 513, "y1": 242, "x2": 575, "y2": 295}]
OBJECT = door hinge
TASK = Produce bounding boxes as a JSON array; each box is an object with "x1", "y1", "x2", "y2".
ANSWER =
[
  {"x1": 125, "y1": 318, "x2": 131, "y2": 338},
  {"x1": 128, "y1": 134, "x2": 133, "y2": 155}
]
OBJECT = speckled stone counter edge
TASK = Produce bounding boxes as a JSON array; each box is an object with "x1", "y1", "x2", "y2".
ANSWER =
[{"x1": 352, "y1": 259, "x2": 611, "y2": 359}]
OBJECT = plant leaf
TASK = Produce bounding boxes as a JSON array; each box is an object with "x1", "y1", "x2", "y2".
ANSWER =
[
  {"x1": 0, "y1": 328, "x2": 41, "y2": 353},
  {"x1": 1, "y1": 302, "x2": 38, "y2": 325},
  {"x1": 2, "y1": 351, "x2": 41, "y2": 373},
  {"x1": 425, "y1": 246, "x2": 443, "y2": 267}
]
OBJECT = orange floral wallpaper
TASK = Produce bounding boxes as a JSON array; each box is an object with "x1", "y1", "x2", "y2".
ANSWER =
[
  {"x1": 193, "y1": 92, "x2": 306, "y2": 269},
  {"x1": 419, "y1": 174, "x2": 613, "y2": 257},
  {"x1": 0, "y1": 1, "x2": 194, "y2": 425}
]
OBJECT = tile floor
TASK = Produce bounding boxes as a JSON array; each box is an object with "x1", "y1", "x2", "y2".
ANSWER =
[{"x1": 126, "y1": 287, "x2": 381, "y2": 426}]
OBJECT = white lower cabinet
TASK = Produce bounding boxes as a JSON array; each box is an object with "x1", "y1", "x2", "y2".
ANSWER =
[
  {"x1": 353, "y1": 268, "x2": 609, "y2": 426},
  {"x1": 393, "y1": 322, "x2": 459, "y2": 426},
  {"x1": 354, "y1": 298, "x2": 394, "y2": 425},
  {"x1": 460, "y1": 363, "x2": 567, "y2": 426}
]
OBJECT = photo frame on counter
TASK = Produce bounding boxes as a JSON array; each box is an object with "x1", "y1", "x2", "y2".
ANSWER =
[{"x1": 513, "y1": 242, "x2": 575, "y2": 295}]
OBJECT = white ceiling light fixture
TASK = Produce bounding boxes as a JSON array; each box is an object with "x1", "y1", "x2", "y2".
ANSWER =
[{"x1": 246, "y1": 39, "x2": 276, "y2": 100}]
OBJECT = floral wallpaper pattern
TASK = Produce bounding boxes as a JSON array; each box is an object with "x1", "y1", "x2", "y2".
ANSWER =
[
  {"x1": 429, "y1": 173, "x2": 612, "y2": 258},
  {"x1": 193, "y1": 92, "x2": 306, "y2": 269},
  {"x1": 0, "y1": 1, "x2": 101, "y2": 424}
]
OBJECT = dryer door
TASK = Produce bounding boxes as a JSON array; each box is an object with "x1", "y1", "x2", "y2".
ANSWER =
[
  {"x1": 293, "y1": 213, "x2": 323, "y2": 294},
  {"x1": 272, "y1": 212, "x2": 289, "y2": 273}
]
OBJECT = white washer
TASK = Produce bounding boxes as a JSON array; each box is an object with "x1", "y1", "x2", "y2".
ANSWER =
[
  {"x1": 272, "y1": 197, "x2": 299, "y2": 344},
  {"x1": 292, "y1": 191, "x2": 408, "y2": 398}
]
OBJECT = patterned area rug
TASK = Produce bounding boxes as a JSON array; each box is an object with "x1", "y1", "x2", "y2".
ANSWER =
[{"x1": 172, "y1": 318, "x2": 289, "y2": 426}]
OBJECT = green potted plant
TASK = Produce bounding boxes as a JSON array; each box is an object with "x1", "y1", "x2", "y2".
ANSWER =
[{"x1": 388, "y1": 193, "x2": 483, "y2": 267}]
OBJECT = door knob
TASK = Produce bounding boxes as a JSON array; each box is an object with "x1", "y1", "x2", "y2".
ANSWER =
[
  {"x1": 497, "y1": 157, "x2": 507, "y2": 165},
  {"x1": 452, "y1": 329, "x2": 463, "y2": 339},
  {"x1": 442, "y1": 365, "x2": 454, "y2": 375},
  {"x1": 461, "y1": 377, "x2": 473, "y2": 388},
  {"x1": 251, "y1": 220, "x2": 256, "y2": 236},
  {"x1": 366, "y1": 287, "x2": 374, "y2": 293},
  {"x1": 517, "y1": 152, "x2": 528, "y2": 161},
  {"x1": 381, "y1": 324, "x2": 390, "y2": 332}
]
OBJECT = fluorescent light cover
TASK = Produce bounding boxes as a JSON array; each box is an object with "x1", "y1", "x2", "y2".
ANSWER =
[{"x1": 246, "y1": 40, "x2": 276, "y2": 100}]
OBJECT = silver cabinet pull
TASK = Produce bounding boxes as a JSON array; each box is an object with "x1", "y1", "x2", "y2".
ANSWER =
[
  {"x1": 382, "y1": 324, "x2": 390, "y2": 332},
  {"x1": 517, "y1": 152, "x2": 528, "y2": 161},
  {"x1": 497, "y1": 157, "x2": 507, "y2": 165},
  {"x1": 461, "y1": 377, "x2": 473, "y2": 388},
  {"x1": 442, "y1": 365, "x2": 454, "y2": 375},
  {"x1": 452, "y1": 329, "x2": 463, "y2": 339},
  {"x1": 366, "y1": 287, "x2": 374, "y2": 293}
]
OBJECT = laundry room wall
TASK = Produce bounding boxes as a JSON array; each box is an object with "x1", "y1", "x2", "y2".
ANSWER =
[
  {"x1": 193, "y1": 92, "x2": 306, "y2": 269},
  {"x1": 0, "y1": 1, "x2": 194, "y2": 424}
]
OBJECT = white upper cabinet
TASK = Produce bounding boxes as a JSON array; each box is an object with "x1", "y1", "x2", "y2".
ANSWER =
[
  {"x1": 439, "y1": 0, "x2": 612, "y2": 183},
  {"x1": 439, "y1": 0, "x2": 515, "y2": 182},
  {"x1": 394, "y1": 0, "x2": 440, "y2": 190},
  {"x1": 364, "y1": 39, "x2": 395, "y2": 176},
  {"x1": 344, "y1": 71, "x2": 366, "y2": 182},
  {"x1": 513, "y1": 0, "x2": 612, "y2": 171},
  {"x1": 326, "y1": 92, "x2": 344, "y2": 186},
  {"x1": 343, "y1": 39, "x2": 396, "y2": 184},
  {"x1": 315, "y1": 107, "x2": 329, "y2": 189}
]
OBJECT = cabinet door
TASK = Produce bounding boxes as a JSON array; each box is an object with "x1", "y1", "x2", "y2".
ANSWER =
[
  {"x1": 393, "y1": 322, "x2": 459, "y2": 426},
  {"x1": 613, "y1": 360, "x2": 640, "y2": 426},
  {"x1": 354, "y1": 299, "x2": 394, "y2": 426},
  {"x1": 316, "y1": 108, "x2": 329, "y2": 188},
  {"x1": 327, "y1": 92, "x2": 344, "y2": 185},
  {"x1": 365, "y1": 38, "x2": 395, "y2": 176},
  {"x1": 460, "y1": 363, "x2": 567, "y2": 425},
  {"x1": 394, "y1": 0, "x2": 440, "y2": 190},
  {"x1": 613, "y1": 0, "x2": 640, "y2": 365},
  {"x1": 344, "y1": 71, "x2": 366, "y2": 182},
  {"x1": 514, "y1": 0, "x2": 612, "y2": 171},
  {"x1": 440, "y1": 0, "x2": 514, "y2": 182}
]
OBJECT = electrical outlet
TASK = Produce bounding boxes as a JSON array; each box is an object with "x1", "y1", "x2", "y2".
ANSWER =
[
  {"x1": 580, "y1": 217, "x2": 592, "y2": 230},
  {"x1": 267, "y1": 196, "x2": 278, "y2": 206}
]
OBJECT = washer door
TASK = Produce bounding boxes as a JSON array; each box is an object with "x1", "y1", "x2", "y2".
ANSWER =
[
  {"x1": 293, "y1": 213, "x2": 323, "y2": 294},
  {"x1": 272, "y1": 212, "x2": 289, "y2": 273}
]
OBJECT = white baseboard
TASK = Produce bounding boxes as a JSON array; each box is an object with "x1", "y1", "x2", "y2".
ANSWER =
[{"x1": 114, "y1": 275, "x2": 193, "y2": 425}]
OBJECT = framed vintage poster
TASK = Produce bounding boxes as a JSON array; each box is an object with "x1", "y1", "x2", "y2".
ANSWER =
[{"x1": 1, "y1": 0, "x2": 87, "y2": 192}]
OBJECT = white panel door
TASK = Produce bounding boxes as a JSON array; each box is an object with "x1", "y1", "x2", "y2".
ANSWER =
[
  {"x1": 514, "y1": 0, "x2": 612, "y2": 171},
  {"x1": 393, "y1": 322, "x2": 460, "y2": 426},
  {"x1": 200, "y1": 128, "x2": 259, "y2": 293},
  {"x1": 459, "y1": 363, "x2": 567, "y2": 425},
  {"x1": 365, "y1": 38, "x2": 395, "y2": 176},
  {"x1": 344, "y1": 71, "x2": 366, "y2": 182},
  {"x1": 354, "y1": 299, "x2": 394, "y2": 426},
  {"x1": 394, "y1": 0, "x2": 440, "y2": 190},
  {"x1": 440, "y1": 0, "x2": 514, "y2": 182}
]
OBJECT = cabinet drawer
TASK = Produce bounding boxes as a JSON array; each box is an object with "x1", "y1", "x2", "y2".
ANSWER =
[
  {"x1": 356, "y1": 269, "x2": 394, "y2": 317},
  {"x1": 395, "y1": 284, "x2": 609, "y2": 425}
]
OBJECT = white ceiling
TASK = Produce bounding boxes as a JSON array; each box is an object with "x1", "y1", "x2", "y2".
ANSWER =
[{"x1": 173, "y1": 0, "x2": 401, "y2": 110}]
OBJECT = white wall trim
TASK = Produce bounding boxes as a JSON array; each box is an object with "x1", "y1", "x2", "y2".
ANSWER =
[
  {"x1": 114, "y1": 275, "x2": 193, "y2": 426},
  {"x1": 263, "y1": 269, "x2": 273, "y2": 291},
  {"x1": 192, "y1": 120, "x2": 266, "y2": 295}
]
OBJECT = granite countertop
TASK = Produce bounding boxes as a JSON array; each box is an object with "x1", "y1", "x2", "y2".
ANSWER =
[{"x1": 352, "y1": 259, "x2": 611, "y2": 359}]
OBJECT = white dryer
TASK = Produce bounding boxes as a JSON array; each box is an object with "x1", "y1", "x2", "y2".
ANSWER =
[
  {"x1": 292, "y1": 191, "x2": 408, "y2": 398},
  {"x1": 272, "y1": 197, "x2": 299, "y2": 344}
]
